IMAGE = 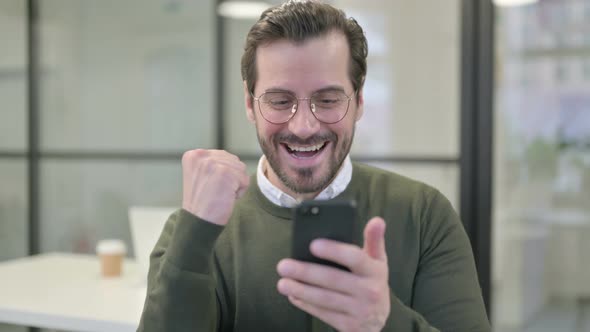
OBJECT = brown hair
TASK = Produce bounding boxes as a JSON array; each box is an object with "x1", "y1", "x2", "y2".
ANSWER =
[{"x1": 241, "y1": 0, "x2": 368, "y2": 98}]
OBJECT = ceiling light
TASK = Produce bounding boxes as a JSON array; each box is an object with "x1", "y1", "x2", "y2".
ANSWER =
[
  {"x1": 218, "y1": 1, "x2": 271, "y2": 20},
  {"x1": 493, "y1": 0, "x2": 538, "y2": 7}
]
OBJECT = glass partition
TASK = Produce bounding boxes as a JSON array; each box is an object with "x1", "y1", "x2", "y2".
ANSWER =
[
  {"x1": 38, "y1": 0, "x2": 216, "y2": 152},
  {"x1": 0, "y1": 0, "x2": 27, "y2": 150},
  {"x1": 492, "y1": 1, "x2": 590, "y2": 330},
  {"x1": 39, "y1": 160, "x2": 182, "y2": 256}
]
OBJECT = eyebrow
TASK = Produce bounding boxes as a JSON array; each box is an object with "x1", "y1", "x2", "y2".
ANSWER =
[{"x1": 263, "y1": 85, "x2": 347, "y2": 95}]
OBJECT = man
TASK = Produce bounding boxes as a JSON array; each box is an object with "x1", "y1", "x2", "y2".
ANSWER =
[{"x1": 138, "y1": 1, "x2": 490, "y2": 331}]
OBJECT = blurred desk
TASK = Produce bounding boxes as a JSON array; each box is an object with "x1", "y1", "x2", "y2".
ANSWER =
[
  {"x1": 542, "y1": 211, "x2": 590, "y2": 299},
  {"x1": 0, "y1": 253, "x2": 145, "y2": 332}
]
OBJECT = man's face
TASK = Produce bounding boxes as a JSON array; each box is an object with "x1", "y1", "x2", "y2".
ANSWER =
[{"x1": 245, "y1": 31, "x2": 364, "y2": 196}]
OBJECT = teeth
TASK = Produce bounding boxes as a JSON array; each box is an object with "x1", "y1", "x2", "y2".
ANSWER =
[{"x1": 288, "y1": 143, "x2": 325, "y2": 152}]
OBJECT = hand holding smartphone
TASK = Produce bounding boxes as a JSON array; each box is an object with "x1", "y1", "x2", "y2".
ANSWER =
[{"x1": 291, "y1": 200, "x2": 359, "y2": 270}]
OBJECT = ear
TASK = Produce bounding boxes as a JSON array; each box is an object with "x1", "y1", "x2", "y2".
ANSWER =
[
  {"x1": 354, "y1": 88, "x2": 364, "y2": 122},
  {"x1": 244, "y1": 81, "x2": 256, "y2": 124}
]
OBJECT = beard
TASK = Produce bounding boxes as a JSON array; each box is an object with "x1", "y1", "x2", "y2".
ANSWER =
[{"x1": 258, "y1": 127, "x2": 354, "y2": 195}]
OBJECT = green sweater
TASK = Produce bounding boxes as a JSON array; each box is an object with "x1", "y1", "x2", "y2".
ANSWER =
[{"x1": 138, "y1": 163, "x2": 490, "y2": 331}]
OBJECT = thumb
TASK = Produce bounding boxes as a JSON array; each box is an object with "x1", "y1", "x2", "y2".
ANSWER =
[{"x1": 363, "y1": 217, "x2": 387, "y2": 261}]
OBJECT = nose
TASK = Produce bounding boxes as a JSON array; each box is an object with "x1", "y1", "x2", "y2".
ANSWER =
[{"x1": 287, "y1": 101, "x2": 321, "y2": 139}]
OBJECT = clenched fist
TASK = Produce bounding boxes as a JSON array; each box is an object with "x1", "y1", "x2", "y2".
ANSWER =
[{"x1": 181, "y1": 149, "x2": 250, "y2": 225}]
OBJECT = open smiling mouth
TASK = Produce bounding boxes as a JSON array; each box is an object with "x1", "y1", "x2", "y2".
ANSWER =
[{"x1": 282, "y1": 142, "x2": 329, "y2": 159}]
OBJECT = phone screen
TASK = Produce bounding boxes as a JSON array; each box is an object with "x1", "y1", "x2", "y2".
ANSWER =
[{"x1": 291, "y1": 200, "x2": 358, "y2": 270}]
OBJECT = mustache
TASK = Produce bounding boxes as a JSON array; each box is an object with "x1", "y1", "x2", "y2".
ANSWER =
[{"x1": 273, "y1": 133, "x2": 337, "y2": 146}]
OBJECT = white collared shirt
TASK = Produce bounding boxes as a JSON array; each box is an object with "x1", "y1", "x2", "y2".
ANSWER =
[{"x1": 256, "y1": 155, "x2": 353, "y2": 208}]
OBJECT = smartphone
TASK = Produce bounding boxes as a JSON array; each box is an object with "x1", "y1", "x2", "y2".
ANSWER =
[{"x1": 291, "y1": 200, "x2": 359, "y2": 270}]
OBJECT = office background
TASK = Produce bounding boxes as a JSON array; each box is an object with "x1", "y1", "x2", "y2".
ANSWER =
[{"x1": 0, "y1": 0, "x2": 589, "y2": 331}]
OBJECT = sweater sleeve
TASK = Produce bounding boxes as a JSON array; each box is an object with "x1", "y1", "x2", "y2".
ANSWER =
[
  {"x1": 137, "y1": 209, "x2": 227, "y2": 332},
  {"x1": 382, "y1": 189, "x2": 491, "y2": 332}
]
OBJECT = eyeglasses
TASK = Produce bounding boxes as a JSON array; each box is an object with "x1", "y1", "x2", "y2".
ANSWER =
[{"x1": 251, "y1": 89, "x2": 355, "y2": 124}]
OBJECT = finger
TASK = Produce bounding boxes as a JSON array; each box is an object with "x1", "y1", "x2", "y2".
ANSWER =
[
  {"x1": 218, "y1": 166, "x2": 250, "y2": 198},
  {"x1": 277, "y1": 278, "x2": 353, "y2": 314},
  {"x1": 309, "y1": 240, "x2": 372, "y2": 276},
  {"x1": 210, "y1": 157, "x2": 247, "y2": 174},
  {"x1": 186, "y1": 149, "x2": 247, "y2": 173},
  {"x1": 209, "y1": 149, "x2": 241, "y2": 163},
  {"x1": 277, "y1": 259, "x2": 360, "y2": 295},
  {"x1": 363, "y1": 217, "x2": 387, "y2": 261},
  {"x1": 288, "y1": 296, "x2": 350, "y2": 332},
  {"x1": 212, "y1": 151, "x2": 250, "y2": 176}
]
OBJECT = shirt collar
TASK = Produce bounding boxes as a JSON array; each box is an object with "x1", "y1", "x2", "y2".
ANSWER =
[{"x1": 256, "y1": 155, "x2": 353, "y2": 208}]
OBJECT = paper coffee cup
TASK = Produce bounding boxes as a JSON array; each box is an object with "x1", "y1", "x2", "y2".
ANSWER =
[{"x1": 96, "y1": 239, "x2": 127, "y2": 277}]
